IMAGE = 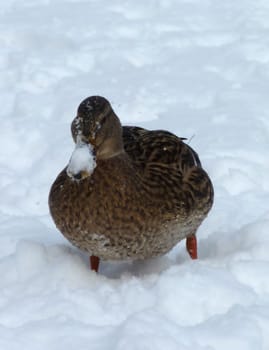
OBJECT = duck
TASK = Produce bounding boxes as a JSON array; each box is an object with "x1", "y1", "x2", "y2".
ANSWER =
[{"x1": 49, "y1": 96, "x2": 214, "y2": 272}]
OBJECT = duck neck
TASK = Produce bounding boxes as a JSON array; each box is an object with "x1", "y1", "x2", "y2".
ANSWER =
[{"x1": 95, "y1": 137, "x2": 125, "y2": 160}]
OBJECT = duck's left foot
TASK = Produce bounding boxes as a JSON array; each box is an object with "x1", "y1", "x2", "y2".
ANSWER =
[
  {"x1": 90, "y1": 255, "x2": 100, "y2": 272},
  {"x1": 186, "y1": 234, "x2": 198, "y2": 259}
]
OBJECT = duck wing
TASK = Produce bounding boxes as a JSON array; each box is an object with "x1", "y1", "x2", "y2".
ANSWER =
[
  {"x1": 122, "y1": 126, "x2": 201, "y2": 171},
  {"x1": 122, "y1": 126, "x2": 213, "y2": 214}
]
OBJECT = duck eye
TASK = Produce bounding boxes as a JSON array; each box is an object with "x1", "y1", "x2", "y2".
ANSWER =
[{"x1": 99, "y1": 115, "x2": 107, "y2": 126}]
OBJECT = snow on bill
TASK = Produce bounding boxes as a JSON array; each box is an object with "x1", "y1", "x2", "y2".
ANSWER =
[{"x1": 67, "y1": 141, "x2": 96, "y2": 179}]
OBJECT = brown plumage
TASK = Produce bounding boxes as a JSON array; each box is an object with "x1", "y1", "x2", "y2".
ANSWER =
[{"x1": 49, "y1": 96, "x2": 214, "y2": 270}]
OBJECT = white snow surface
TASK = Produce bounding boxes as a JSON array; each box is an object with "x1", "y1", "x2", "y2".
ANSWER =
[
  {"x1": 67, "y1": 142, "x2": 96, "y2": 178},
  {"x1": 1, "y1": 1, "x2": 269, "y2": 349}
]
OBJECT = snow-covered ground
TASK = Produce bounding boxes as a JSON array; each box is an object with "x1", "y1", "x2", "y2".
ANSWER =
[{"x1": 1, "y1": 0, "x2": 269, "y2": 349}]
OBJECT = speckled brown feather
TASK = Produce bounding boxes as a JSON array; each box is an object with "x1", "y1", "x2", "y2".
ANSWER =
[{"x1": 49, "y1": 96, "x2": 214, "y2": 261}]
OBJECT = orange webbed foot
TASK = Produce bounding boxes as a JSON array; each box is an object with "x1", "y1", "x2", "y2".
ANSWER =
[
  {"x1": 186, "y1": 234, "x2": 198, "y2": 259},
  {"x1": 90, "y1": 255, "x2": 100, "y2": 272}
]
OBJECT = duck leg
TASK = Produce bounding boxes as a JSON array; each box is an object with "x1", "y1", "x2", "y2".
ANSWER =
[
  {"x1": 186, "y1": 234, "x2": 198, "y2": 259},
  {"x1": 90, "y1": 255, "x2": 100, "y2": 272}
]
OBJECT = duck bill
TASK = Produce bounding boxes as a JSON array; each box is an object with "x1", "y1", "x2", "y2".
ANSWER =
[{"x1": 66, "y1": 141, "x2": 96, "y2": 181}]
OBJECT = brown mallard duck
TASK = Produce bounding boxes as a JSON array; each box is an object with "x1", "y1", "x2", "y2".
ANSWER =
[{"x1": 49, "y1": 96, "x2": 214, "y2": 272}]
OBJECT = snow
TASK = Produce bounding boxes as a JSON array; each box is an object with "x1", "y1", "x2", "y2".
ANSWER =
[
  {"x1": 67, "y1": 141, "x2": 96, "y2": 179},
  {"x1": 1, "y1": 0, "x2": 269, "y2": 349}
]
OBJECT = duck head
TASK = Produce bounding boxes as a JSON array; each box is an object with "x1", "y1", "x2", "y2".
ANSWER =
[{"x1": 67, "y1": 96, "x2": 124, "y2": 180}]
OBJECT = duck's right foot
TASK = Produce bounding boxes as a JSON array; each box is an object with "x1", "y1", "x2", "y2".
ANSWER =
[{"x1": 90, "y1": 255, "x2": 100, "y2": 272}]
